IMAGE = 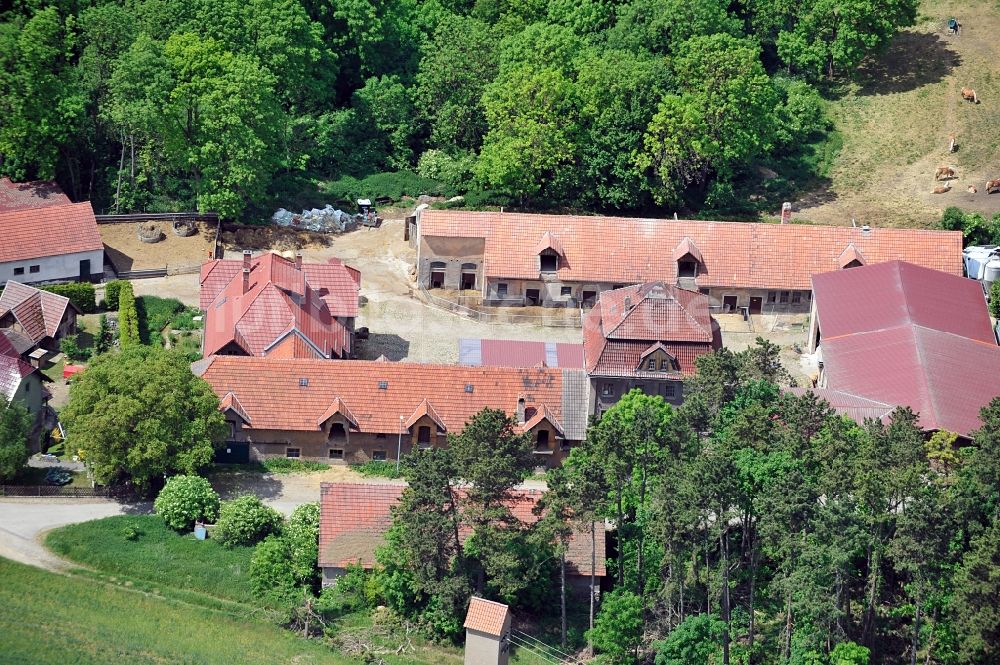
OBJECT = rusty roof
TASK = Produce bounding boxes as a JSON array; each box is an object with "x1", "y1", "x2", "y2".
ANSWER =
[
  {"x1": 464, "y1": 598, "x2": 510, "y2": 637},
  {"x1": 0, "y1": 202, "x2": 103, "y2": 264},
  {"x1": 418, "y1": 210, "x2": 963, "y2": 289},
  {"x1": 318, "y1": 482, "x2": 606, "y2": 577},
  {"x1": 197, "y1": 356, "x2": 589, "y2": 440}
]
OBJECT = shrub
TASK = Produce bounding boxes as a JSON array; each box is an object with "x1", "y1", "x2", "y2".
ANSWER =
[
  {"x1": 103, "y1": 280, "x2": 129, "y2": 311},
  {"x1": 351, "y1": 460, "x2": 403, "y2": 479},
  {"x1": 135, "y1": 296, "x2": 185, "y2": 344},
  {"x1": 990, "y1": 280, "x2": 1000, "y2": 320},
  {"x1": 171, "y1": 307, "x2": 203, "y2": 331},
  {"x1": 154, "y1": 475, "x2": 221, "y2": 531},
  {"x1": 284, "y1": 503, "x2": 320, "y2": 588},
  {"x1": 249, "y1": 535, "x2": 298, "y2": 604},
  {"x1": 416, "y1": 150, "x2": 476, "y2": 190},
  {"x1": 322, "y1": 170, "x2": 446, "y2": 205},
  {"x1": 59, "y1": 335, "x2": 91, "y2": 362},
  {"x1": 95, "y1": 314, "x2": 112, "y2": 354},
  {"x1": 117, "y1": 282, "x2": 140, "y2": 348},
  {"x1": 261, "y1": 458, "x2": 327, "y2": 474},
  {"x1": 41, "y1": 282, "x2": 96, "y2": 313},
  {"x1": 215, "y1": 495, "x2": 282, "y2": 547}
]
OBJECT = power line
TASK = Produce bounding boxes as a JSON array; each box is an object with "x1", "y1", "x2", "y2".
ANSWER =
[
  {"x1": 507, "y1": 635, "x2": 562, "y2": 665},
  {"x1": 510, "y1": 629, "x2": 579, "y2": 663}
]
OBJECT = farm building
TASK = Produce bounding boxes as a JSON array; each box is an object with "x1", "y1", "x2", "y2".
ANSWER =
[
  {"x1": 411, "y1": 209, "x2": 963, "y2": 313},
  {"x1": 199, "y1": 251, "x2": 360, "y2": 359},
  {"x1": 809, "y1": 260, "x2": 1000, "y2": 438},
  {"x1": 0, "y1": 178, "x2": 104, "y2": 286},
  {"x1": 318, "y1": 482, "x2": 606, "y2": 597},
  {"x1": 0, "y1": 281, "x2": 79, "y2": 354},
  {"x1": 584, "y1": 282, "x2": 720, "y2": 414},
  {"x1": 195, "y1": 356, "x2": 588, "y2": 465},
  {"x1": 0, "y1": 332, "x2": 45, "y2": 425}
]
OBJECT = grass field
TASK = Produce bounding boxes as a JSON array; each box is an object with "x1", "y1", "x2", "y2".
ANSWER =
[
  {"x1": 45, "y1": 515, "x2": 583, "y2": 665},
  {"x1": 794, "y1": 0, "x2": 1000, "y2": 227},
  {"x1": 0, "y1": 557, "x2": 352, "y2": 665}
]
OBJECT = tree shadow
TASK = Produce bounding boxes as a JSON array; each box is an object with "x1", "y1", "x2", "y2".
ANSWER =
[
  {"x1": 208, "y1": 470, "x2": 284, "y2": 500},
  {"x1": 355, "y1": 333, "x2": 410, "y2": 361},
  {"x1": 116, "y1": 501, "x2": 154, "y2": 515},
  {"x1": 856, "y1": 32, "x2": 961, "y2": 96}
]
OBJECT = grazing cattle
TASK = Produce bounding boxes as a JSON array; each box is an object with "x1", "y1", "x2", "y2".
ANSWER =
[
  {"x1": 949, "y1": 133, "x2": 957, "y2": 152},
  {"x1": 935, "y1": 166, "x2": 956, "y2": 180},
  {"x1": 933, "y1": 183, "x2": 952, "y2": 194},
  {"x1": 986, "y1": 179, "x2": 1000, "y2": 194},
  {"x1": 968, "y1": 185, "x2": 978, "y2": 194},
  {"x1": 962, "y1": 88, "x2": 979, "y2": 103}
]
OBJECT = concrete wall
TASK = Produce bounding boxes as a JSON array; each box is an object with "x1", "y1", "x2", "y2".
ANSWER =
[
  {"x1": 0, "y1": 248, "x2": 104, "y2": 287},
  {"x1": 418, "y1": 236, "x2": 485, "y2": 291},
  {"x1": 465, "y1": 627, "x2": 509, "y2": 665}
]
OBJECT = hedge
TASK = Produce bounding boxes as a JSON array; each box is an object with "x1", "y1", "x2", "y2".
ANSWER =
[
  {"x1": 117, "y1": 282, "x2": 140, "y2": 348},
  {"x1": 41, "y1": 283, "x2": 96, "y2": 313},
  {"x1": 103, "y1": 280, "x2": 129, "y2": 311}
]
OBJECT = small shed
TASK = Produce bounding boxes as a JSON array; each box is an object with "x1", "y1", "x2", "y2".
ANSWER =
[{"x1": 464, "y1": 597, "x2": 512, "y2": 665}]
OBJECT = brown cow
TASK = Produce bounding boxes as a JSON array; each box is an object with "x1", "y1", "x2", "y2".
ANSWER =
[
  {"x1": 935, "y1": 166, "x2": 956, "y2": 180},
  {"x1": 969, "y1": 185, "x2": 978, "y2": 194},
  {"x1": 986, "y1": 179, "x2": 1000, "y2": 194},
  {"x1": 949, "y1": 133, "x2": 957, "y2": 153},
  {"x1": 962, "y1": 87, "x2": 979, "y2": 103},
  {"x1": 933, "y1": 183, "x2": 952, "y2": 194}
]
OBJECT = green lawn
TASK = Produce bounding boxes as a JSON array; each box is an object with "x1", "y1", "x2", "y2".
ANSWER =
[
  {"x1": 46, "y1": 515, "x2": 262, "y2": 608},
  {"x1": 0, "y1": 557, "x2": 352, "y2": 665}
]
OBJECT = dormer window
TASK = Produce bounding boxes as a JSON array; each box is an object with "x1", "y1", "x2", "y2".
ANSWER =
[
  {"x1": 540, "y1": 251, "x2": 559, "y2": 273},
  {"x1": 418, "y1": 425, "x2": 431, "y2": 446},
  {"x1": 647, "y1": 359, "x2": 656, "y2": 371},
  {"x1": 536, "y1": 430, "x2": 549, "y2": 450},
  {"x1": 660, "y1": 359, "x2": 670, "y2": 371},
  {"x1": 678, "y1": 259, "x2": 697, "y2": 278}
]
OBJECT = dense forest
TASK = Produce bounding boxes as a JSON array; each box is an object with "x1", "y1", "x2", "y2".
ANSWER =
[
  {"x1": 0, "y1": 0, "x2": 918, "y2": 220},
  {"x1": 368, "y1": 341, "x2": 1000, "y2": 665}
]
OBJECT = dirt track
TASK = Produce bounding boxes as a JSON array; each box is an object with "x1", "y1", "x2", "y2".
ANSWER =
[{"x1": 795, "y1": 0, "x2": 1000, "y2": 227}]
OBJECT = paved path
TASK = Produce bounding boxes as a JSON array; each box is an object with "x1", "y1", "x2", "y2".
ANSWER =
[{"x1": 0, "y1": 499, "x2": 151, "y2": 571}]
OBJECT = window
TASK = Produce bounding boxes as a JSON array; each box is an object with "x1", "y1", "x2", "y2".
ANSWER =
[
  {"x1": 540, "y1": 253, "x2": 558, "y2": 272},
  {"x1": 779, "y1": 291, "x2": 790, "y2": 304},
  {"x1": 767, "y1": 291, "x2": 777, "y2": 304},
  {"x1": 29, "y1": 265, "x2": 40, "y2": 274},
  {"x1": 560, "y1": 286, "x2": 572, "y2": 297},
  {"x1": 13, "y1": 267, "x2": 24, "y2": 275},
  {"x1": 660, "y1": 359, "x2": 670, "y2": 371},
  {"x1": 664, "y1": 382, "x2": 677, "y2": 398},
  {"x1": 678, "y1": 260, "x2": 697, "y2": 278},
  {"x1": 228, "y1": 421, "x2": 237, "y2": 439},
  {"x1": 791, "y1": 291, "x2": 802, "y2": 305},
  {"x1": 378, "y1": 380, "x2": 389, "y2": 390},
  {"x1": 329, "y1": 423, "x2": 346, "y2": 440},
  {"x1": 465, "y1": 384, "x2": 474, "y2": 393},
  {"x1": 698, "y1": 288, "x2": 710, "y2": 295},
  {"x1": 612, "y1": 285, "x2": 624, "y2": 290},
  {"x1": 372, "y1": 450, "x2": 387, "y2": 461},
  {"x1": 376, "y1": 433, "x2": 386, "y2": 439},
  {"x1": 602, "y1": 383, "x2": 614, "y2": 396},
  {"x1": 647, "y1": 359, "x2": 656, "y2": 371},
  {"x1": 299, "y1": 378, "x2": 309, "y2": 387},
  {"x1": 497, "y1": 283, "x2": 508, "y2": 297},
  {"x1": 536, "y1": 430, "x2": 550, "y2": 449},
  {"x1": 329, "y1": 449, "x2": 344, "y2": 459},
  {"x1": 418, "y1": 426, "x2": 431, "y2": 445},
  {"x1": 286, "y1": 448, "x2": 301, "y2": 458}
]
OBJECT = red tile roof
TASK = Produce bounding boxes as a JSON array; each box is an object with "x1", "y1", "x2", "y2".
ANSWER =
[
  {"x1": 197, "y1": 356, "x2": 589, "y2": 440},
  {"x1": 814, "y1": 261, "x2": 1000, "y2": 436},
  {"x1": 0, "y1": 329, "x2": 34, "y2": 355},
  {"x1": 813, "y1": 261, "x2": 994, "y2": 343},
  {"x1": 418, "y1": 210, "x2": 963, "y2": 289},
  {"x1": 464, "y1": 598, "x2": 510, "y2": 637},
  {"x1": 0, "y1": 178, "x2": 70, "y2": 212},
  {"x1": 318, "y1": 482, "x2": 606, "y2": 577},
  {"x1": 0, "y1": 202, "x2": 104, "y2": 264},
  {"x1": 0, "y1": 281, "x2": 74, "y2": 344},
  {"x1": 200, "y1": 253, "x2": 360, "y2": 317},
  {"x1": 0, "y1": 352, "x2": 35, "y2": 404},
  {"x1": 459, "y1": 339, "x2": 585, "y2": 369},
  {"x1": 583, "y1": 283, "x2": 719, "y2": 377},
  {"x1": 201, "y1": 253, "x2": 357, "y2": 358},
  {"x1": 787, "y1": 388, "x2": 895, "y2": 425}
]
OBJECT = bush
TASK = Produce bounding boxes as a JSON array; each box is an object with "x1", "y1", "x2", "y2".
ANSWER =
[
  {"x1": 249, "y1": 535, "x2": 298, "y2": 604},
  {"x1": 154, "y1": 475, "x2": 221, "y2": 531},
  {"x1": 416, "y1": 150, "x2": 476, "y2": 191},
  {"x1": 215, "y1": 494, "x2": 282, "y2": 547},
  {"x1": 990, "y1": 280, "x2": 1000, "y2": 320},
  {"x1": 171, "y1": 307, "x2": 203, "y2": 331},
  {"x1": 261, "y1": 458, "x2": 328, "y2": 474},
  {"x1": 351, "y1": 460, "x2": 403, "y2": 479},
  {"x1": 322, "y1": 170, "x2": 446, "y2": 205},
  {"x1": 117, "y1": 282, "x2": 140, "y2": 348},
  {"x1": 103, "y1": 280, "x2": 129, "y2": 311},
  {"x1": 41, "y1": 282, "x2": 96, "y2": 314},
  {"x1": 135, "y1": 296, "x2": 185, "y2": 344},
  {"x1": 59, "y1": 335, "x2": 91, "y2": 362},
  {"x1": 283, "y1": 503, "x2": 320, "y2": 588}
]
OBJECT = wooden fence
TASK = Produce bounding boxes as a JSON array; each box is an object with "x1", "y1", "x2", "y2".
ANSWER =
[
  {"x1": 416, "y1": 287, "x2": 583, "y2": 328},
  {"x1": 0, "y1": 485, "x2": 136, "y2": 499},
  {"x1": 95, "y1": 212, "x2": 220, "y2": 224}
]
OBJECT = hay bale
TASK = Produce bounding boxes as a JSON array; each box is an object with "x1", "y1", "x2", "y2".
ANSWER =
[
  {"x1": 137, "y1": 222, "x2": 164, "y2": 244},
  {"x1": 172, "y1": 220, "x2": 197, "y2": 237}
]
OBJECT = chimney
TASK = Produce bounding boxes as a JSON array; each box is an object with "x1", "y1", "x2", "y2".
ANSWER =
[
  {"x1": 516, "y1": 398, "x2": 525, "y2": 424},
  {"x1": 624, "y1": 295, "x2": 632, "y2": 312},
  {"x1": 242, "y1": 267, "x2": 250, "y2": 294},
  {"x1": 242, "y1": 249, "x2": 252, "y2": 269},
  {"x1": 295, "y1": 251, "x2": 303, "y2": 270},
  {"x1": 780, "y1": 202, "x2": 792, "y2": 224}
]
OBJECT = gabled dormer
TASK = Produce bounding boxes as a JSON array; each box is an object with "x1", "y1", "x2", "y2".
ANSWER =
[
  {"x1": 405, "y1": 398, "x2": 448, "y2": 448},
  {"x1": 534, "y1": 231, "x2": 565, "y2": 273},
  {"x1": 673, "y1": 237, "x2": 703, "y2": 279},
  {"x1": 637, "y1": 341, "x2": 679, "y2": 373},
  {"x1": 838, "y1": 244, "x2": 866, "y2": 269}
]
